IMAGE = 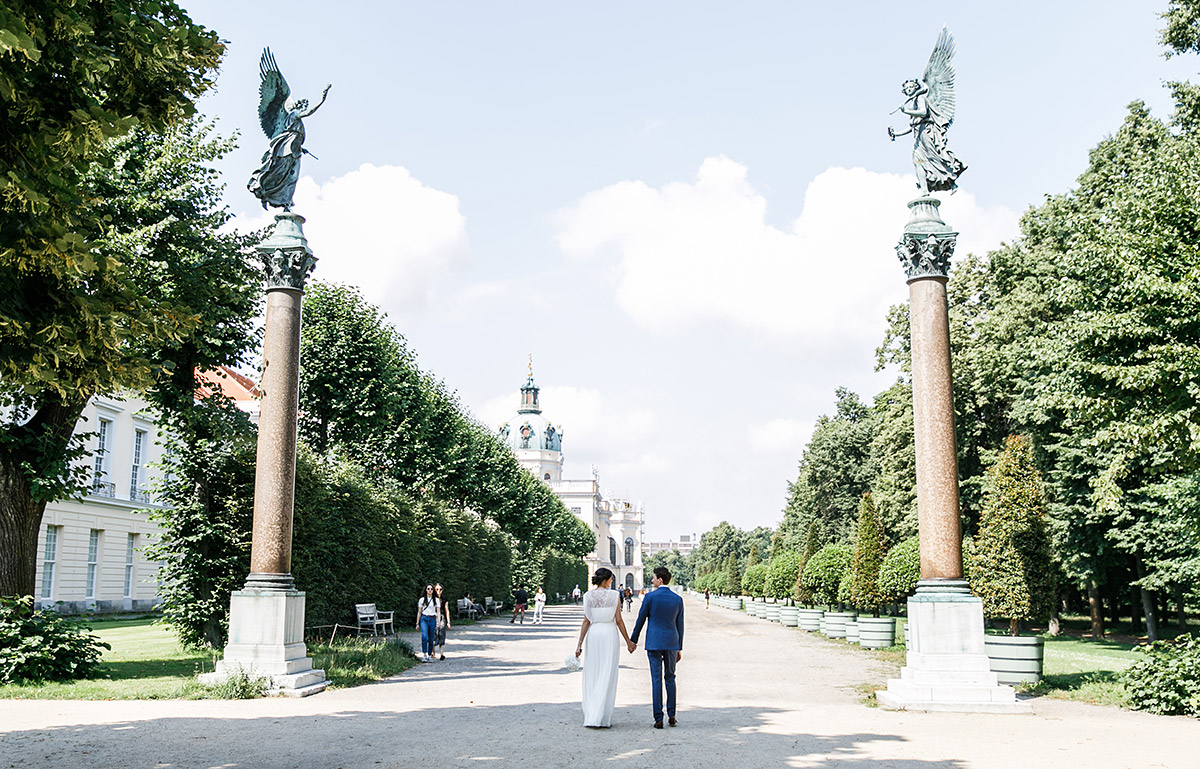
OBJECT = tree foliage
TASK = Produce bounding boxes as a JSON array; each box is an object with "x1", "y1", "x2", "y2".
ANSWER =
[
  {"x1": 764, "y1": 550, "x2": 803, "y2": 601},
  {"x1": 849, "y1": 493, "x2": 888, "y2": 614},
  {"x1": 800, "y1": 544, "x2": 852, "y2": 609},
  {"x1": 877, "y1": 536, "x2": 920, "y2": 604}
]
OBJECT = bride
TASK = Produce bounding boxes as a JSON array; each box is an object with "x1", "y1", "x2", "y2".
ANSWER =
[{"x1": 574, "y1": 567, "x2": 633, "y2": 728}]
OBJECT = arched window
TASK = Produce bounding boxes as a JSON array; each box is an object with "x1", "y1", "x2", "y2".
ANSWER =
[
  {"x1": 625, "y1": 573, "x2": 635, "y2": 591},
  {"x1": 624, "y1": 538, "x2": 635, "y2": 566},
  {"x1": 609, "y1": 537, "x2": 617, "y2": 565},
  {"x1": 543, "y1": 473, "x2": 551, "y2": 481}
]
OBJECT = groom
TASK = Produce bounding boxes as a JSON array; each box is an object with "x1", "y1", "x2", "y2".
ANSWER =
[{"x1": 628, "y1": 566, "x2": 684, "y2": 729}]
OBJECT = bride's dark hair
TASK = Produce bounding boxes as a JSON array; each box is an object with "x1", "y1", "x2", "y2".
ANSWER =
[{"x1": 591, "y1": 567, "x2": 614, "y2": 587}]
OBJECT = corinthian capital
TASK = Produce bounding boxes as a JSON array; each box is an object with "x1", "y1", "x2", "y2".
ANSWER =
[
  {"x1": 896, "y1": 231, "x2": 956, "y2": 280},
  {"x1": 261, "y1": 247, "x2": 318, "y2": 290}
]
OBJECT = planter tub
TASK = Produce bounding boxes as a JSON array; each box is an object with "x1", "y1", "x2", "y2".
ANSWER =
[
  {"x1": 764, "y1": 604, "x2": 782, "y2": 622},
  {"x1": 779, "y1": 606, "x2": 800, "y2": 627},
  {"x1": 844, "y1": 619, "x2": 860, "y2": 644},
  {"x1": 746, "y1": 601, "x2": 759, "y2": 617},
  {"x1": 984, "y1": 635, "x2": 1044, "y2": 685},
  {"x1": 822, "y1": 611, "x2": 856, "y2": 639},
  {"x1": 797, "y1": 609, "x2": 823, "y2": 632},
  {"x1": 857, "y1": 617, "x2": 896, "y2": 649}
]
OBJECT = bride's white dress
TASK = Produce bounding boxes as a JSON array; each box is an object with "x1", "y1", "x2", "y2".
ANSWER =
[{"x1": 581, "y1": 588, "x2": 620, "y2": 726}]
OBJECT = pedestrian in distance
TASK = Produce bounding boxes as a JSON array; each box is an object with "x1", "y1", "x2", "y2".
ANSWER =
[
  {"x1": 433, "y1": 583, "x2": 452, "y2": 660},
  {"x1": 533, "y1": 587, "x2": 547, "y2": 624},
  {"x1": 415, "y1": 584, "x2": 441, "y2": 662},
  {"x1": 511, "y1": 585, "x2": 529, "y2": 624},
  {"x1": 623, "y1": 585, "x2": 633, "y2": 611},
  {"x1": 704, "y1": 588, "x2": 710, "y2": 609},
  {"x1": 629, "y1": 566, "x2": 685, "y2": 729},
  {"x1": 572, "y1": 584, "x2": 582, "y2": 605}
]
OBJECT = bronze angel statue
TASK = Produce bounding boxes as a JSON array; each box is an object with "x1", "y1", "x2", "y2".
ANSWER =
[
  {"x1": 247, "y1": 48, "x2": 330, "y2": 210},
  {"x1": 888, "y1": 28, "x2": 966, "y2": 195}
]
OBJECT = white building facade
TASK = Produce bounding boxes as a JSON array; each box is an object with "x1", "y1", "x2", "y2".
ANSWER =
[
  {"x1": 32, "y1": 392, "x2": 167, "y2": 613},
  {"x1": 499, "y1": 372, "x2": 645, "y2": 591}
]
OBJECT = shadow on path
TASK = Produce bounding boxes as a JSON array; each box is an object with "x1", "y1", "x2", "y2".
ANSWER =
[{"x1": 0, "y1": 703, "x2": 969, "y2": 769}]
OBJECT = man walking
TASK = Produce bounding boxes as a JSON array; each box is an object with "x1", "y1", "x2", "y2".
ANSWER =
[
  {"x1": 628, "y1": 567, "x2": 684, "y2": 729},
  {"x1": 572, "y1": 584, "x2": 582, "y2": 605},
  {"x1": 510, "y1": 585, "x2": 529, "y2": 624}
]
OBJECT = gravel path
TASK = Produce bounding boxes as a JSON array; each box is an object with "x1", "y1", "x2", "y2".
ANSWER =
[{"x1": 2, "y1": 596, "x2": 1196, "y2": 768}]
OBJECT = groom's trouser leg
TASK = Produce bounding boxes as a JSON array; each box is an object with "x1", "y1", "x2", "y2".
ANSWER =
[
  {"x1": 661, "y1": 651, "x2": 677, "y2": 717},
  {"x1": 647, "y1": 651, "x2": 665, "y2": 722}
]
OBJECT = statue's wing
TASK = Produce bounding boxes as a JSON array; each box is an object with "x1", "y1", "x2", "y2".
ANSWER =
[
  {"x1": 257, "y1": 48, "x2": 290, "y2": 138},
  {"x1": 922, "y1": 27, "x2": 956, "y2": 127}
]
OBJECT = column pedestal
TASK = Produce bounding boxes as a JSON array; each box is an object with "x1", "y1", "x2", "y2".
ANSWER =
[
  {"x1": 199, "y1": 589, "x2": 327, "y2": 696},
  {"x1": 875, "y1": 581, "x2": 1028, "y2": 713}
]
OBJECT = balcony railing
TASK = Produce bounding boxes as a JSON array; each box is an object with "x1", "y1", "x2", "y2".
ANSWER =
[
  {"x1": 130, "y1": 487, "x2": 152, "y2": 503},
  {"x1": 91, "y1": 481, "x2": 116, "y2": 498}
]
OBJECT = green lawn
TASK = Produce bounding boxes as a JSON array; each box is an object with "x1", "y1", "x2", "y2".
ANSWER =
[
  {"x1": 1022, "y1": 634, "x2": 1136, "y2": 707},
  {"x1": 0, "y1": 615, "x2": 419, "y2": 700},
  {"x1": 0, "y1": 616, "x2": 212, "y2": 700}
]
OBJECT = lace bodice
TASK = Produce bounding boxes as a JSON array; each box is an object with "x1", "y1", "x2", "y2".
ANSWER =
[{"x1": 583, "y1": 588, "x2": 619, "y2": 623}]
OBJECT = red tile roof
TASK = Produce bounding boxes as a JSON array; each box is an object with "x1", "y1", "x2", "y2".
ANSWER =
[{"x1": 195, "y1": 366, "x2": 260, "y2": 403}]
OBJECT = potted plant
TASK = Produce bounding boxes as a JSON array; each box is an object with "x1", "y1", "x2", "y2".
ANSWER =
[
  {"x1": 849, "y1": 493, "x2": 895, "y2": 648},
  {"x1": 802, "y1": 543, "x2": 853, "y2": 636},
  {"x1": 971, "y1": 435, "x2": 1055, "y2": 685},
  {"x1": 877, "y1": 535, "x2": 919, "y2": 646}
]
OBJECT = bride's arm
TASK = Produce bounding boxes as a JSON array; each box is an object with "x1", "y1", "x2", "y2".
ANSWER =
[
  {"x1": 575, "y1": 617, "x2": 590, "y2": 657},
  {"x1": 614, "y1": 608, "x2": 632, "y2": 645}
]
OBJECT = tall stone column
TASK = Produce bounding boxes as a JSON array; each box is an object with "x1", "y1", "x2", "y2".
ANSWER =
[
  {"x1": 200, "y1": 213, "x2": 327, "y2": 696},
  {"x1": 876, "y1": 198, "x2": 1027, "y2": 713}
]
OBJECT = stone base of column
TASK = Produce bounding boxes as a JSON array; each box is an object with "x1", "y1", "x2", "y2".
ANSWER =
[
  {"x1": 875, "y1": 580, "x2": 1030, "y2": 713},
  {"x1": 198, "y1": 589, "x2": 327, "y2": 697}
]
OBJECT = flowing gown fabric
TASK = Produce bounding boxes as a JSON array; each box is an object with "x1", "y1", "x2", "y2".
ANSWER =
[{"x1": 581, "y1": 588, "x2": 620, "y2": 727}]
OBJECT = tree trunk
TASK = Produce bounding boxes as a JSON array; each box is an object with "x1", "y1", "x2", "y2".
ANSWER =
[
  {"x1": 1131, "y1": 583, "x2": 1142, "y2": 631},
  {"x1": 1008, "y1": 617, "x2": 1020, "y2": 637},
  {"x1": 1176, "y1": 584, "x2": 1187, "y2": 628},
  {"x1": 0, "y1": 396, "x2": 86, "y2": 598},
  {"x1": 1048, "y1": 582, "x2": 1061, "y2": 637},
  {"x1": 1134, "y1": 557, "x2": 1158, "y2": 642},
  {"x1": 1087, "y1": 578, "x2": 1104, "y2": 638}
]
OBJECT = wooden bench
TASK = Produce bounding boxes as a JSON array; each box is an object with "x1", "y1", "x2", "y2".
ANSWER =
[
  {"x1": 355, "y1": 603, "x2": 395, "y2": 637},
  {"x1": 484, "y1": 596, "x2": 503, "y2": 615},
  {"x1": 457, "y1": 598, "x2": 479, "y2": 620}
]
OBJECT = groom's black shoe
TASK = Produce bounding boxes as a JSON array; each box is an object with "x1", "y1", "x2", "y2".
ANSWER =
[
  {"x1": 668, "y1": 717, "x2": 677, "y2": 727},
  {"x1": 653, "y1": 720, "x2": 663, "y2": 729}
]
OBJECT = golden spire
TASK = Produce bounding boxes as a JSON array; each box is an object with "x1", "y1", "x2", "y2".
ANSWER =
[{"x1": 528, "y1": 353, "x2": 533, "y2": 379}]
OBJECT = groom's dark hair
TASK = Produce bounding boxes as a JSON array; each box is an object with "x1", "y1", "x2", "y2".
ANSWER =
[{"x1": 653, "y1": 566, "x2": 672, "y2": 584}]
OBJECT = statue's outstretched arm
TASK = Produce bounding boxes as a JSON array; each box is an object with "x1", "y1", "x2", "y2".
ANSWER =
[{"x1": 301, "y1": 84, "x2": 332, "y2": 117}]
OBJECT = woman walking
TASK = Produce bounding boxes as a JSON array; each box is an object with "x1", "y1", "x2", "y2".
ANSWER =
[
  {"x1": 533, "y1": 587, "x2": 547, "y2": 624},
  {"x1": 415, "y1": 584, "x2": 440, "y2": 663},
  {"x1": 434, "y1": 583, "x2": 452, "y2": 660},
  {"x1": 575, "y1": 567, "x2": 633, "y2": 728}
]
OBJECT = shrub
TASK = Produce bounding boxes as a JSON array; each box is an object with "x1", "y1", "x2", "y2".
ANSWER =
[
  {"x1": 878, "y1": 536, "x2": 920, "y2": 603},
  {"x1": 198, "y1": 667, "x2": 270, "y2": 699},
  {"x1": 793, "y1": 522, "x2": 820, "y2": 604},
  {"x1": 800, "y1": 544, "x2": 852, "y2": 608},
  {"x1": 764, "y1": 550, "x2": 803, "y2": 601},
  {"x1": 722, "y1": 554, "x2": 742, "y2": 596},
  {"x1": 0, "y1": 596, "x2": 110, "y2": 684},
  {"x1": 848, "y1": 493, "x2": 887, "y2": 615},
  {"x1": 741, "y1": 563, "x2": 769, "y2": 597},
  {"x1": 1123, "y1": 635, "x2": 1200, "y2": 716},
  {"x1": 970, "y1": 435, "x2": 1055, "y2": 635}
]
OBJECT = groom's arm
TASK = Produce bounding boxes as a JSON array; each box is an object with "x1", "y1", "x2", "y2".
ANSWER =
[
  {"x1": 630, "y1": 593, "x2": 651, "y2": 644},
  {"x1": 676, "y1": 601, "x2": 684, "y2": 650}
]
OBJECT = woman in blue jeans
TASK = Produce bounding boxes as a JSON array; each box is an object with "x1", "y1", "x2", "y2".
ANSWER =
[{"x1": 415, "y1": 584, "x2": 441, "y2": 662}]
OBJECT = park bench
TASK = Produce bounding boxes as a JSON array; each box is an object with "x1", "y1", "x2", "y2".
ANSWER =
[
  {"x1": 355, "y1": 603, "x2": 395, "y2": 637},
  {"x1": 457, "y1": 598, "x2": 479, "y2": 620},
  {"x1": 485, "y1": 596, "x2": 503, "y2": 615}
]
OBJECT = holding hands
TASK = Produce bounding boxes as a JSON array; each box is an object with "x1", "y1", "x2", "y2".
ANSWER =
[{"x1": 626, "y1": 640, "x2": 637, "y2": 654}]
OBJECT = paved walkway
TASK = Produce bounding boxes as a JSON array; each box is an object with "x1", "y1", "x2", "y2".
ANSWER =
[{"x1": 2, "y1": 597, "x2": 1197, "y2": 768}]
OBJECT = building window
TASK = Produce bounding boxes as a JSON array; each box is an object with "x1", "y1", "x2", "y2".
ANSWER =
[
  {"x1": 130, "y1": 429, "x2": 147, "y2": 502},
  {"x1": 543, "y1": 473, "x2": 551, "y2": 481},
  {"x1": 86, "y1": 529, "x2": 101, "y2": 599},
  {"x1": 609, "y1": 537, "x2": 617, "y2": 565},
  {"x1": 625, "y1": 538, "x2": 635, "y2": 566},
  {"x1": 625, "y1": 573, "x2": 635, "y2": 591},
  {"x1": 123, "y1": 533, "x2": 137, "y2": 598},
  {"x1": 93, "y1": 418, "x2": 114, "y2": 496},
  {"x1": 570, "y1": 507, "x2": 581, "y2": 515},
  {"x1": 40, "y1": 526, "x2": 59, "y2": 599}
]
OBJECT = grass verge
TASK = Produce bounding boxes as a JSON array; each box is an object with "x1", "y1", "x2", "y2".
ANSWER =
[{"x1": 0, "y1": 615, "x2": 420, "y2": 699}]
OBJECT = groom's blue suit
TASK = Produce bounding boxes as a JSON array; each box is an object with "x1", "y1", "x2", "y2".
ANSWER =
[{"x1": 630, "y1": 585, "x2": 684, "y2": 723}]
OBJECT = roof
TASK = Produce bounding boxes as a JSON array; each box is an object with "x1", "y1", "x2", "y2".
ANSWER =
[{"x1": 195, "y1": 366, "x2": 260, "y2": 404}]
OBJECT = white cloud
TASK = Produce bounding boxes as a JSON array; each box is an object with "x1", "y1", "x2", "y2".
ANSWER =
[
  {"x1": 557, "y1": 157, "x2": 1018, "y2": 346},
  {"x1": 235, "y1": 164, "x2": 467, "y2": 310},
  {"x1": 748, "y1": 418, "x2": 814, "y2": 455}
]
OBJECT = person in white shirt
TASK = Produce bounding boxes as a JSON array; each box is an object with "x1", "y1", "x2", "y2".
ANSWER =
[
  {"x1": 533, "y1": 588, "x2": 548, "y2": 624},
  {"x1": 415, "y1": 585, "x2": 441, "y2": 662},
  {"x1": 572, "y1": 585, "x2": 582, "y2": 605}
]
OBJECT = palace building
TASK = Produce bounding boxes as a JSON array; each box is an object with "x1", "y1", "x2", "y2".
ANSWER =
[{"x1": 498, "y1": 369, "x2": 645, "y2": 592}]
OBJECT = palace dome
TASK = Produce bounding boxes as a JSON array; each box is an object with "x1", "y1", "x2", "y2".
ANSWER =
[{"x1": 498, "y1": 373, "x2": 563, "y2": 453}]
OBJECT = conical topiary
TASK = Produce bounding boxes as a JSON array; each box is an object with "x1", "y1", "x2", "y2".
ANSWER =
[
  {"x1": 722, "y1": 553, "x2": 742, "y2": 596},
  {"x1": 793, "y1": 521, "x2": 820, "y2": 605},
  {"x1": 971, "y1": 435, "x2": 1056, "y2": 636},
  {"x1": 849, "y1": 493, "x2": 888, "y2": 616}
]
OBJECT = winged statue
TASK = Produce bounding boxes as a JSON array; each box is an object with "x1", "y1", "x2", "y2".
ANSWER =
[
  {"x1": 247, "y1": 48, "x2": 331, "y2": 211},
  {"x1": 887, "y1": 28, "x2": 966, "y2": 195}
]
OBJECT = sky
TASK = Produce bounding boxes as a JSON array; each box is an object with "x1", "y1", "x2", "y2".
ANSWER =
[{"x1": 187, "y1": 1, "x2": 1197, "y2": 540}]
